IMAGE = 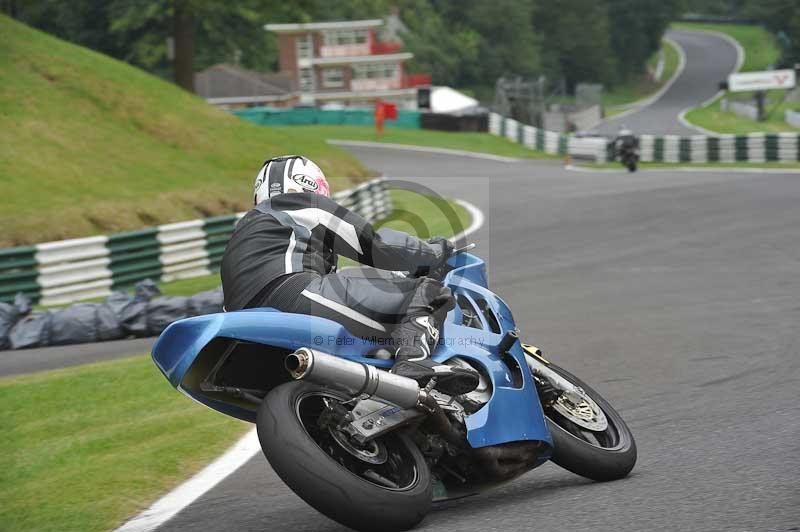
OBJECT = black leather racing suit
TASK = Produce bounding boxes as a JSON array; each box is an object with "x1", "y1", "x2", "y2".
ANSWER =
[{"x1": 221, "y1": 192, "x2": 454, "y2": 353}]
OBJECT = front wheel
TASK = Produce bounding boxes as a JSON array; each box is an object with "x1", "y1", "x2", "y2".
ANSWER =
[
  {"x1": 531, "y1": 361, "x2": 637, "y2": 481},
  {"x1": 257, "y1": 381, "x2": 432, "y2": 532}
]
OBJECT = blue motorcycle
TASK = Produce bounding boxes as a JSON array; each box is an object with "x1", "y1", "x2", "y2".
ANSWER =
[{"x1": 152, "y1": 249, "x2": 636, "y2": 532}]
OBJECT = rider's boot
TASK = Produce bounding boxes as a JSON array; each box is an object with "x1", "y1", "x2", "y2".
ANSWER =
[{"x1": 391, "y1": 315, "x2": 479, "y2": 396}]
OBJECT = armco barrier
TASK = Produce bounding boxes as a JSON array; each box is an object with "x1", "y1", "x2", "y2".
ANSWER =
[
  {"x1": 489, "y1": 112, "x2": 800, "y2": 163},
  {"x1": 488, "y1": 113, "x2": 608, "y2": 161},
  {"x1": 627, "y1": 133, "x2": 800, "y2": 163},
  {"x1": 0, "y1": 178, "x2": 393, "y2": 306}
]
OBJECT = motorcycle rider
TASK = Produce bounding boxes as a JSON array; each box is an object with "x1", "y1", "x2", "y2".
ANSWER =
[
  {"x1": 614, "y1": 126, "x2": 639, "y2": 158},
  {"x1": 221, "y1": 155, "x2": 479, "y2": 395}
]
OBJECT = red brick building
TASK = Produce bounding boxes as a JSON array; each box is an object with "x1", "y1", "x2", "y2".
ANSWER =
[{"x1": 265, "y1": 19, "x2": 430, "y2": 108}]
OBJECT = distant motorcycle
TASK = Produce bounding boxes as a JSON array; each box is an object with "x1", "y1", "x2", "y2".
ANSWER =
[
  {"x1": 619, "y1": 145, "x2": 640, "y2": 172},
  {"x1": 615, "y1": 130, "x2": 640, "y2": 172},
  {"x1": 152, "y1": 247, "x2": 637, "y2": 532}
]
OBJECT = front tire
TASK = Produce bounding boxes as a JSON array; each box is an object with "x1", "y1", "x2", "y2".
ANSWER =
[
  {"x1": 257, "y1": 381, "x2": 432, "y2": 532},
  {"x1": 539, "y1": 364, "x2": 637, "y2": 481}
]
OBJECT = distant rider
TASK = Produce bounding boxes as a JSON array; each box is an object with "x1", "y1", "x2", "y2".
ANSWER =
[
  {"x1": 614, "y1": 127, "x2": 639, "y2": 158},
  {"x1": 221, "y1": 155, "x2": 479, "y2": 395}
]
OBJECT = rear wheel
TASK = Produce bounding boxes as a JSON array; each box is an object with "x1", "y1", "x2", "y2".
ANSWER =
[
  {"x1": 529, "y1": 360, "x2": 637, "y2": 481},
  {"x1": 257, "y1": 381, "x2": 432, "y2": 532}
]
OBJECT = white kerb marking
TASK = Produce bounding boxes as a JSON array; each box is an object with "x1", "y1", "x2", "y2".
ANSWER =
[{"x1": 114, "y1": 428, "x2": 260, "y2": 532}]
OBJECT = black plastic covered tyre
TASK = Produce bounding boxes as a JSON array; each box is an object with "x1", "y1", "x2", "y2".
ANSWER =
[
  {"x1": 543, "y1": 364, "x2": 637, "y2": 482},
  {"x1": 257, "y1": 381, "x2": 432, "y2": 532}
]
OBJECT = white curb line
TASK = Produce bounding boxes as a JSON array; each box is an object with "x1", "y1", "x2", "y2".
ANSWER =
[
  {"x1": 327, "y1": 139, "x2": 522, "y2": 163},
  {"x1": 113, "y1": 198, "x2": 486, "y2": 532},
  {"x1": 452, "y1": 199, "x2": 485, "y2": 242},
  {"x1": 114, "y1": 429, "x2": 261, "y2": 532}
]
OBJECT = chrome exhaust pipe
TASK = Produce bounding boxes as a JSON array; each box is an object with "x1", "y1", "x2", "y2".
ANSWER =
[{"x1": 285, "y1": 348, "x2": 424, "y2": 409}]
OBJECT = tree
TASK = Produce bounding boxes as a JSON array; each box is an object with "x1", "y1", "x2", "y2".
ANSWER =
[
  {"x1": 744, "y1": 0, "x2": 800, "y2": 67},
  {"x1": 172, "y1": 1, "x2": 194, "y2": 91},
  {"x1": 533, "y1": 0, "x2": 614, "y2": 92},
  {"x1": 1, "y1": 0, "x2": 17, "y2": 17},
  {"x1": 607, "y1": 0, "x2": 679, "y2": 83}
]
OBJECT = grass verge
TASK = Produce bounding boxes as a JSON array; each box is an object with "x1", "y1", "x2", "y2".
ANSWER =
[
  {"x1": 683, "y1": 98, "x2": 800, "y2": 134},
  {"x1": 0, "y1": 15, "x2": 370, "y2": 247},
  {"x1": 603, "y1": 38, "x2": 681, "y2": 116},
  {"x1": 0, "y1": 355, "x2": 250, "y2": 532},
  {"x1": 274, "y1": 125, "x2": 560, "y2": 160}
]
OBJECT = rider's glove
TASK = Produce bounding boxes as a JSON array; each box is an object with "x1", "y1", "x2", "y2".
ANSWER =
[
  {"x1": 424, "y1": 237, "x2": 455, "y2": 280},
  {"x1": 427, "y1": 237, "x2": 455, "y2": 265}
]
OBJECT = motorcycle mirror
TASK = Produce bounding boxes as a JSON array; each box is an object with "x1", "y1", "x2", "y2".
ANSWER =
[{"x1": 454, "y1": 243, "x2": 476, "y2": 254}]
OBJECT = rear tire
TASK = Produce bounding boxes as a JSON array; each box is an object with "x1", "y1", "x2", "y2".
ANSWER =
[
  {"x1": 541, "y1": 364, "x2": 637, "y2": 481},
  {"x1": 257, "y1": 381, "x2": 432, "y2": 532}
]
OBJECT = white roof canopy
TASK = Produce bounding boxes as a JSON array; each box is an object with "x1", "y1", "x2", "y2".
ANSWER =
[{"x1": 430, "y1": 86, "x2": 480, "y2": 114}]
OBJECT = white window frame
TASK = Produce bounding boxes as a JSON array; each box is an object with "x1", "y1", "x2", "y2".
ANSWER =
[
  {"x1": 354, "y1": 29, "x2": 369, "y2": 44},
  {"x1": 298, "y1": 67, "x2": 314, "y2": 92},
  {"x1": 352, "y1": 63, "x2": 398, "y2": 80},
  {"x1": 296, "y1": 34, "x2": 313, "y2": 60},
  {"x1": 323, "y1": 29, "x2": 369, "y2": 46},
  {"x1": 322, "y1": 67, "x2": 345, "y2": 88}
]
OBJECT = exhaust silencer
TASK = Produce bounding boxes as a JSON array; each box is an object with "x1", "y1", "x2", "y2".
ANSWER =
[{"x1": 285, "y1": 348, "x2": 423, "y2": 409}]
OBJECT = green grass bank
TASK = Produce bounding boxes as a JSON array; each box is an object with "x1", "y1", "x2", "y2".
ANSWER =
[
  {"x1": 0, "y1": 15, "x2": 371, "y2": 247},
  {"x1": 0, "y1": 355, "x2": 249, "y2": 532}
]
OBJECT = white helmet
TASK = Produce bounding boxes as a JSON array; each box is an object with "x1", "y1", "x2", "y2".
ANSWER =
[{"x1": 254, "y1": 155, "x2": 330, "y2": 204}]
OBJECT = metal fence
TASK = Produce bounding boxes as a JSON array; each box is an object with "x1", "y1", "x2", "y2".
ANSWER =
[{"x1": 0, "y1": 178, "x2": 393, "y2": 306}]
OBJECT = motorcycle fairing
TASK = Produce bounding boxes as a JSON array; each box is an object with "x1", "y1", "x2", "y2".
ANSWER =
[{"x1": 151, "y1": 253, "x2": 552, "y2": 450}]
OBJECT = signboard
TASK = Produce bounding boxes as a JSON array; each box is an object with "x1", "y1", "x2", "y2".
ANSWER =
[{"x1": 727, "y1": 69, "x2": 796, "y2": 92}]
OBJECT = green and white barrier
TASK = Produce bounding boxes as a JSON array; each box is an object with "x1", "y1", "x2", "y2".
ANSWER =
[
  {"x1": 624, "y1": 132, "x2": 800, "y2": 163},
  {"x1": 0, "y1": 178, "x2": 393, "y2": 306},
  {"x1": 488, "y1": 113, "x2": 608, "y2": 161},
  {"x1": 489, "y1": 112, "x2": 800, "y2": 164}
]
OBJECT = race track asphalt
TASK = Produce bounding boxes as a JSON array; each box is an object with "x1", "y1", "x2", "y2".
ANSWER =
[
  {"x1": 591, "y1": 29, "x2": 739, "y2": 136},
  {"x1": 157, "y1": 148, "x2": 800, "y2": 532},
  {"x1": 0, "y1": 338, "x2": 155, "y2": 378}
]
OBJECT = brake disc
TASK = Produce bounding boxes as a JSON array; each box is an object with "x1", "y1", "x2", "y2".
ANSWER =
[{"x1": 552, "y1": 389, "x2": 608, "y2": 432}]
